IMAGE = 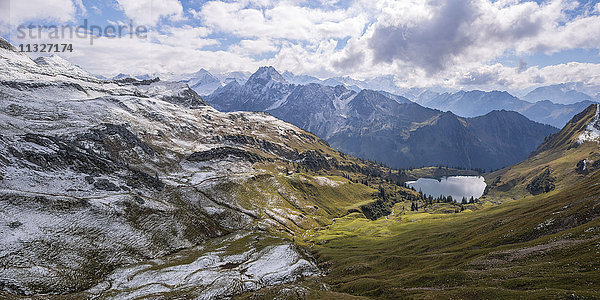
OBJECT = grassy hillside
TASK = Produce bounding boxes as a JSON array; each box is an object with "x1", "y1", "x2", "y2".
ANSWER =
[
  {"x1": 232, "y1": 168, "x2": 600, "y2": 299},
  {"x1": 236, "y1": 105, "x2": 600, "y2": 299},
  {"x1": 484, "y1": 104, "x2": 600, "y2": 202}
]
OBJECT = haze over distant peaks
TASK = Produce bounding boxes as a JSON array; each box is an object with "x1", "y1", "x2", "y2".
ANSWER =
[{"x1": 523, "y1": 83, "x2": 597, "y2": 104}]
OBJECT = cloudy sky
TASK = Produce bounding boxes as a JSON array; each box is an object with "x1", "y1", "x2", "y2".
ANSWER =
[{"x1": 1, "y1": 0, "x2": 600, "y2": 93}]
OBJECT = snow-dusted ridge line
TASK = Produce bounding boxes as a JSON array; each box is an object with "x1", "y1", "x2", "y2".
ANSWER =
[
  {"x1": 577, "y1": 104, "x2": 600, "y2": 144},
  {"x1": 0, "y1": 37, "x2": 324, "y2": 297}
]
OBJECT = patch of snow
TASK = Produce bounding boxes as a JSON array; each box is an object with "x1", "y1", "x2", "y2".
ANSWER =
[
  {"x1": 577, "y1": 104, "x2": 600, "y2": 144},
  {"x1": 313, "y1": 176, "x2": 342, "y2": 187},
  {"x1": 85, "y1": 234, "x2": 318, "y2": 299},
  {"x1": 332, "y1": 91, "x2": 357, "y2": 111},
  {"x1": 266, "y1": 92, "x2": 291, "y2": 110},
  {"x1": 535, "y1": 218, "x2": 555, "y2": 230}
]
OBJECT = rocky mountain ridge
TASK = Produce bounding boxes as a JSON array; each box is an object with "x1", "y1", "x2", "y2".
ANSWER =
[{"x1": 206, "y1": 67, "x2": 558, "y2": 170}]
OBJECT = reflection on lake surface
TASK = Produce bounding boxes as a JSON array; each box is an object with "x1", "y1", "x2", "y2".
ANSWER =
[{"x1": 405, "y1": 176, "x2": 486, "y2": 201}]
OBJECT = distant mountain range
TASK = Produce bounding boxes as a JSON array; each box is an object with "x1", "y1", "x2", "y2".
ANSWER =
[
  {"x1": 103, "y1": 70, "x2": 252, "y2": 96},
  {"x1": 115, "y1": 67, "x2": 599, "y2": 127},
  {"x1": 415, "y1": 90, "x2": 597, "y2": 128},
  {"x1": 172, "y1": 69, "x2": 253, "y2": 95},
  {"x1": 206, "y1": 67, "x2": 558, "y2": 170},
  {"x1": 169, "y1": 67, "x2": 597, "y2": 128},
  {"x1": 522, "y1": 82, "x2": 599, "y2": 104}
]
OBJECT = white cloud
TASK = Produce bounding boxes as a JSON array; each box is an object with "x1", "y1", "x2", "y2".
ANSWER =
[
  {"x1": 6, "y1": 0, "x2": 600, "y2": 94},
  {"x1": 277, "y1": 0, "x2": 600, "y2": 90},
  {"x1": 0, "y1": 0, "x2": 76, "y2": 26},
  {"x1": 115, "y1": 0, "x2": 184, "y2": 26},
  {"x1": 198, "y1": 1, "x2": 367, "y2": 41},
  {"x1": 229, "y1": 38, "x2": 278, "y2": 55},
  {"x1": 155, "y1": 25, "x2": 218, "y2": 49},
  {"x1": 363, "y1": 0, "x2": 567, "y2": 74},
  {"x1": 15, "y1": 28, "x2": 259, "y2": 77},
  {"x1": 73, "y1": 0, "x2": 87, "y2": 16}
]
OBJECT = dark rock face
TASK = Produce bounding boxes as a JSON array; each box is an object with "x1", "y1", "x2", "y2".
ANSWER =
[
  {"x1": 7, "y1": 125, "x2": 164, "y2": 192},
  {"x1": 220, "y1": 134, "x2": 299, "y2": 159},
  {"x1": 188, "y1": 146, "x2": 263, "y2": 163},
  {"x1": 8, "y1": 221, "x2": 22, "y2": 229},
  {"x1": 1, "y1": 81, "x2": 87, "y2": 93},
  {"x1": 161, "y1": 87, "x2": 208, "y2": 108},
  {"x1": 73, "y1": 123, "x2": 156, "y2": 158},
  {"x1": 527, "y1": 169, "x2": 556, "y2": 195},
  {"x1": 576, "y1": 159, "x2": 588, "y2": 174},
  {"x1": 10, "y1": 133, "x2": 118, "y2": 174},
  {"x1": 93, "y1": 178, "x2": 121, "y2": 191},
  {"x1": 297, "y1": 150, "x2": 332, "y2": 171},
  {"x1": 113, "y1": 77, "x2": 160, "y2": 85}
]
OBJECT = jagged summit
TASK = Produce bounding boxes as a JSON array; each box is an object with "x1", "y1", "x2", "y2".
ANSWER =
[
  {"x1": 189, "y1": 68, "x2": 216, "y2": 80},
  {"x1": 247, "y1": 66, "x2": 287, "y2": 85}
]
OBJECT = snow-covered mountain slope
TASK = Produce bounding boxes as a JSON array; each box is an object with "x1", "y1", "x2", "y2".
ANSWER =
[
  {"x1": 33, "y1": 55, "x2": 91, "y2": 78},
  {"x1": 1, "y1": 38, "x2": 398, "y2": 298},
  {"x1": 171, "y1": 68, "x2": 222, "y2": 96},
  {"x1": 170, "y1": 69, "x2": 252, "y2": 96},
  {"x1": 215, "y1": 71, "x2": 251, "y2": 85}
]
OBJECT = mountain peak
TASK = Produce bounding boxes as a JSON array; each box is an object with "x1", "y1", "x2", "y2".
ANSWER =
[
  {"x1": 187, "y1": 68, "x2": 219, "y2": 82},
  {"x1": 113, "y1": 73, "x2": 133, "y2": 80},
  {"x1": 190, "y1": 68, "x2": 212, "y2": 76},
  {"x1": 247, "y1": 66, "x2": 287, "y2": 85}
]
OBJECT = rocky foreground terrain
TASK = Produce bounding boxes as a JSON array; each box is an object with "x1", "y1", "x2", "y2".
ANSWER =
[{"x1": 0, "y1": 38, "x2": 414, "y2": 298}]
